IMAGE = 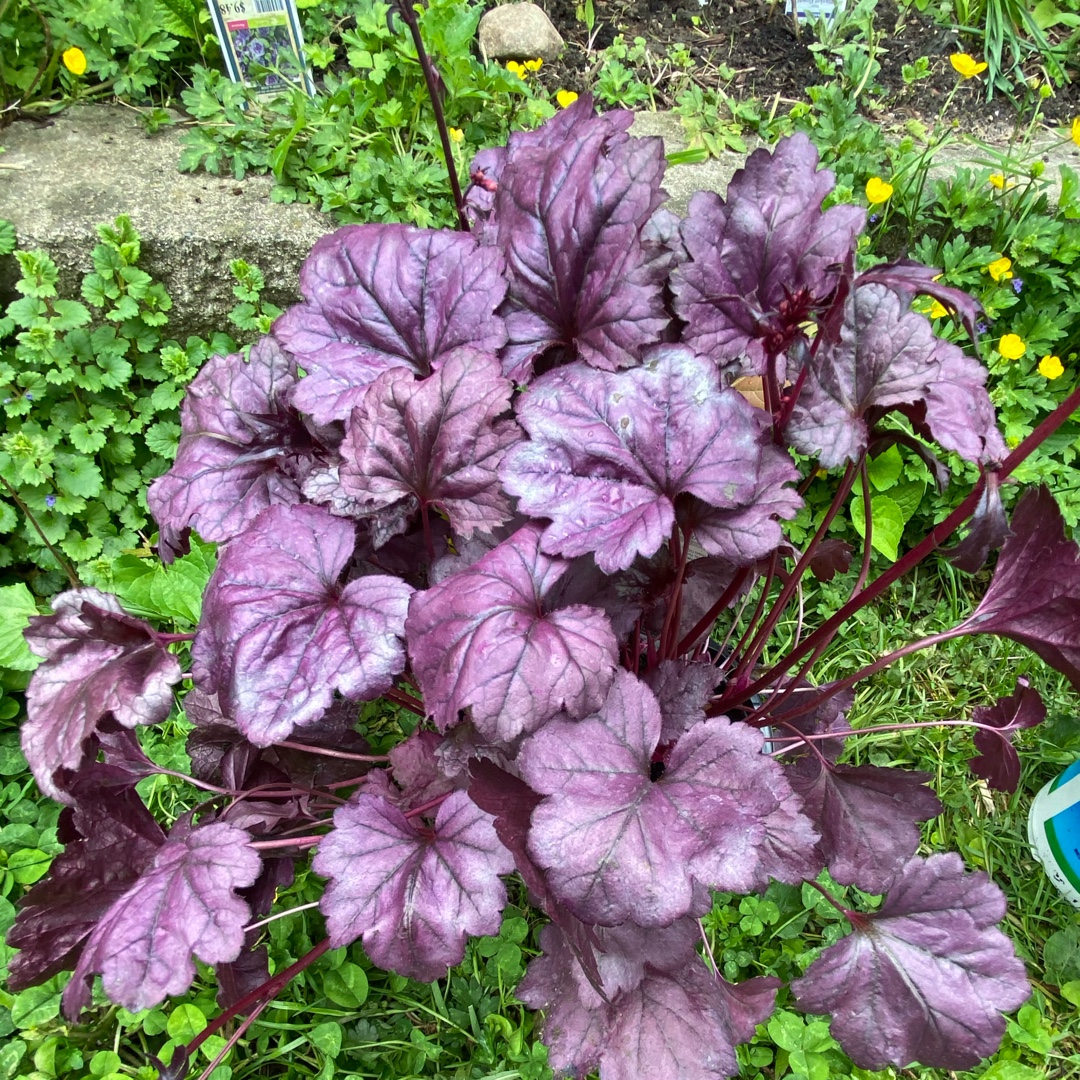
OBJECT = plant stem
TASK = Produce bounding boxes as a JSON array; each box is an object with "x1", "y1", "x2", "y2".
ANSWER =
[
  {"x1": 678, "y1": 566, "x2": 752, "y2": 655},
  {"x1": 250, "y1": 835, "x2": 323, "y2": 851},
  {"x1": 184, "y1": 939, "x2": 332, "y2": 1057},
  {"x1": 0, "y1": 475, "x2": 79, "y2": 587},
  {"x1": 275, "y1": 740, "x2": 390, "y2": 763},
  {"x1": 243, "y1": 900, "x2": 322, "y2": 934},
  {"x1": 393, "y1": 0, "x2": 469, "y2": 230}
]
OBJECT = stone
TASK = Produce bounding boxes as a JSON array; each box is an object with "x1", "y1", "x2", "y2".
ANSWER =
[
  {"x1": 0, "y1": 106, "x2": 330, "y2": 342},
  {"x1": 478, "y1": 2, "x2": 564, "y2": 64}
]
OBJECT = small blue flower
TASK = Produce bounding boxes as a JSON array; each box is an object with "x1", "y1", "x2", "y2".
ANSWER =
[
  {"x1": 869, "y1": 213, "x2": 880, "y2": 224},
  {"x1": 976, "y1": 320, "x2": 989, "y2": 334},
  {"x1": 1011, "y1": 277, "x2": 1024, "y2": 294},
  {"x1": 25, "y1": 392, "x2": 33, "y2": 400},
  {"x1": 45, "y1": 494, "x2": 56, "y2": 508}
]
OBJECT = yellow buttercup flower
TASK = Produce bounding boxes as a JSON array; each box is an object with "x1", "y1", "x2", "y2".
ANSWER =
[
  {"x1": 950, "y1": 53, "x2": 988, "y2": 78},
  {"x1": 1039, "y1": 354, "x2": 1065, "y2": 379},
  {"x1": 506, "y1": 61, "x2": 526, "y2": 78},
  {"x1": 556, "y1": 89, "x2": 579, "y2": 109},
  {"x1": 865, "y1": 177, "x2": 894, "y2": 204},
  {"x1": 524, "y1": 58, "x2": 543, "y2": 72},
  {"x1": 62, "y1": 46, "x2": 87, "y2": 76},
  {"x1": 929, "y1": 301, "x2": 949, "y2": 319},
  {"x1": 1072, "y1": 117, "x2": 1080, "y2": 148},
  {"x1": 987, "y1": 256, "x2": 1013, "y2": 282},
  {"x1": 998, "y1": 333, "x2": 1026, "y2": 360},
  {"x1": 989, "y1": 173, "x2": 1005, "y2": 189},
  {"x1": 448, "y1": 127, "x2": 464, "y2": 143}
]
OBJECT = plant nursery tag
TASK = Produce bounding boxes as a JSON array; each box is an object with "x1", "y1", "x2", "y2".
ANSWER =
[
  {"x1": 205, "y1": 0, "x2": 315, "y2": 99},
  {"x1": 785, "y1": 0, "x2": 840, "y2": 19},
  {"x1": 1029, "y1": 759, "x2": 1080, "y2": 907}
]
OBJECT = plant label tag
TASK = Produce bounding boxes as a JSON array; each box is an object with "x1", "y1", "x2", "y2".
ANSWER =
[
  {"x1": 205, "y1": 0, "x2": 316, "y2": 99},
  {"x1": 1029, "y1": 759, "x2": 1080, "y2": 908},
  {"x1": 785, "y1": 0, "x2": 839, "y2": 19}
]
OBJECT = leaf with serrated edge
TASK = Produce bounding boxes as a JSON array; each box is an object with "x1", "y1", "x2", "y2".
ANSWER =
[
  {"x1": 275, "y1": 224, "x2": 508, "y2": 422},
  {"x1": 406, "y1": 524, "x2": 617, "y2": 741},
  {"x1": 338, "y1": 349, "x2": 520, "y2": 542},
  {"x1": 314, "y1": 790, "x2": 513, "y2": 981},
  {"x1": 193, "y1": 503, "x2": 412, "y2": 747},
  {"x1": 519, "y1": 670, "x2": 812, "y2": 925},
  {"x1": 792, "y1": 853, "x2": 1030, "y2": 1069},
  {"x1": 147, "y1": 337, "x2": 312, "y2": 545},
  {"x1": 63, "y1": 820, "x2": 260, "y2": 1016},
  {"x1": 23, "y1": 589, "x2": 181, "y2": 801},
  {"x1": 501, "y1": 346, "x2": 800, "y2": 573},
  {"x1": 968, "y1": 679, "x2": 1046, "y2": 793}
]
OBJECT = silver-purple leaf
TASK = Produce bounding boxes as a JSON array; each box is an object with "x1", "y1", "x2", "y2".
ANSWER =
[
  {"x1": 314, "y1": 790, "x2": 513, "y2": 981},
  {"x1": 518, "y1": 921, "x2": 778, "y2": 1080},
  {"x1": 63, "y1": 820, "x2": 260, "y2": 1016},
  {"x1": 673, "y1": 133, "x2": 865, "y2": 374},
  {"x1": 23, "y1": 589, "x2": 181, "y2": 802},
  {"x1": 193, "y1": 503, "x2": 412, "y2": 746},
  {"x1": 500, "y1": 346, "x2": 801, "y2": 573},
  {"x1": 147, "y1": 337, "x2": 312, "y2": 545},
  {"x1": 787, "y1": 284, "x2": 1006, "y2": 467},
  {"x1": 490, "y1": 96, "x2": 669, "y2": 379},
  {"x1": 792, "y1": 853, "x2": 1030, "y2": 1069},
  {"x1": 338, "y1": 349, "x2": 520, "y2": 543},
  {"x1": 788, "y1": 760, "x2": 942, "y2": 893},
  {"x1": 961, "y1": 486, "x2": 1080, "y2": 689},
  {"x1": 643, "y1": 659, "x2": 717, "y2": 744},
  {"x1": 274, "y1": 224, "x2": 508, "y2": 422},
  {"x1": 519, "y1": 670, "x2": 814, "y2": 925},
  {"x1": 405, "y1": 524, "x2": 618, "y2": 741}
]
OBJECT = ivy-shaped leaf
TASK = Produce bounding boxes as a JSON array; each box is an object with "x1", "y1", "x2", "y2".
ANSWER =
[
  {"x1": 314, "y1": 790, "x2": 513, "y2": 982},
  {"x1": 405, "y1": 524, "x2": 618, "y2": 741},
  {"x1": 63, "y1": 820, "x2": 260, "y2": 1017},
  {"x1": 194, "y1": 503, "x2": 412, "y2": 747}
]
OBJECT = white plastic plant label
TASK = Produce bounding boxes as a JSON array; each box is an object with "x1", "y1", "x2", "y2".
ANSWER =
[
  {"x1": 785, "y1": 0, "x2": 839, "y2": 19},
  {"x1": 1028, "y1": 759, "x2": 1080, "y2": 908},
  {"x1": 205, "y1": 0, "x2": 315, "y2": 99}
]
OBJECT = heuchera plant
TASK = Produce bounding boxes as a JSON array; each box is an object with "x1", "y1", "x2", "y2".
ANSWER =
[{"x1": 10, "y1": 89, "x2": 1080, "y2": 1080}]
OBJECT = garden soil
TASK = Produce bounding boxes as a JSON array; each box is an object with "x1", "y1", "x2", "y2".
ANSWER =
[{"x1": 529, "y1": 0, "x2": 1080, "y2": 130}]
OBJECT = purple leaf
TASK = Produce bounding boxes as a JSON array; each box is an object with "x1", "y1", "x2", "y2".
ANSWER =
[
  {"x1": 405, "y1": 524, "x2": 618, "y2": 741},
  {"x1": 518, "y1": 922, "x2": 778, "y2": 1080},
  {"x1": 389, "y1": 729, "x2": 458, "y2": 809},
  {"x1": 673, "y1": 133, "x2": 864, "y2": 374},
  {"x1": 642, "y1": 660, "x2": 717, "y2": 744},
  {"x1": 788, "y1": 760, "x2": 941, "y2": 893},
  {"x1": 274, "y1": 224, "x2": 508, "y2": 422},
  {"x1": 500, "y1": 346, "x2": 801, "y2": 573},
  {"x1": 808, "y1": 538, "x2": 853, "y2": 583},
  {"x1": 969, "y1": 678, "x2": 1046, "y2": 793},
  {"x1": 962, "y1": 486, "x2": 1080, "y2": 689},
  {"x1": 769, "y1": 681, "x2": 853, "y2": 764},
  {"x1": 604, "y1": 966, "x2": 778, "y2": 1080},
  {"x1": 787, "y1": 284, "x2": 1006, "y2": 467},
  {"x1": 858, "y1": 260, "x2": 982, "y2": 345},
  {"x1": 7, "y1": 776, "x2": 165, "y2": 992},
  {"x1": 490, "y1": 96, "x2": 669, "y2": 379},
  {"x1": 194, "y1": 504, "x2": 412, "y2": 747},
  {"x1": 23, "y1": 589, "x2": 181, "y2": 801},
  {"x1": 943, "y1": 469, "x2": 1010, "y2": 573},
  {"x1": 519, "y1": 670, "x2": 813, "y2": 925},
  {"x1": 792, "y1": 853, "x2": 1030, "y2": 1069},
  {"x1": 338, "y1": 349, "x2": 521, "y2": 543},
  {"x1": 147, "y1": 337, "x2": 313, "y2": 545},
  {"x1": 63, "y1": 819, "x2": 260, "y2": 1016},
  {"x1": 314, "y1": 790, "x2": 513, "y2": 981}
]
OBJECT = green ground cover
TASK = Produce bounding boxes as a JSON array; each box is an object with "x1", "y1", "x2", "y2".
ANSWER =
[{"x1": 2, "y1": 1, "x2": 1080, "y2": 1078}]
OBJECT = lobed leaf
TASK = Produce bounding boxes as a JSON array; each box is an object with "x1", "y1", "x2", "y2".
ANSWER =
[
  {"x1": 500, "y1": 346, "x2": 800, "y2": 573},
  {"x1": 314, "y1": 790, "x2": 513, "y2": 981},
  {"x1": 792, "y1": 853, "x2": 1030, "y2": 1069},
  {"x1": 406, "y1": 524, "x2": 618, "y2": 741},
  {"x1": 147, "y1": 337, "x2": 314, "y2": 546},
  {"x1": 194, "y1": 503, "x2": 412, "y2": 747},
  {"x1": 23, "y1": 589, "x2": 182, "y2": 801},
  {"x1": 274, "y1": 224, "x2": 508, "y2": 422},
  {"x1": 968, "y1": 679, "x2": 1046, "y2": 794},
  {"x1": 63, "y1": 820, "x2": 260, "y2": 1016},
  {"x1": 337, "y1": 349, "x2": 520, "y2": 544}
]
